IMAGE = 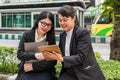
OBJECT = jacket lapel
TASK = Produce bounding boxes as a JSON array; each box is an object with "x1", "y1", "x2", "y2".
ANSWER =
[
  {"x1": 70, "y1": 26, "x2": 78, "y2": 55},
  {"x1": 61, "y1": 32, "x2": 66, "y2": 56},
  {"x1": 30, "y1": 29, "x2": 35, "y2": 42}
]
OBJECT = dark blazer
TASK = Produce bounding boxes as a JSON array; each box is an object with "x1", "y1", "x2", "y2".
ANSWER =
[
  {"x1": 59, "y1": 26, "x2": 105, "y2": 80},
  {"x1": 16, "y1": 29, "x2": 57, "y2": 80}
]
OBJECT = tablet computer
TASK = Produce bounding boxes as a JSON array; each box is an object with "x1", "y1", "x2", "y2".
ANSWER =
[{"x1": 38, "y1": 45, "x2": 62, "y2": 54}]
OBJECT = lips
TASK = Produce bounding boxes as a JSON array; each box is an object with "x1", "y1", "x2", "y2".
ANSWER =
[
  {"x1": 62, "y1": 26, "x2": 68, "y2": 30},
  {"x1": 41, "y1": 28, "x2": 47, "y2": 33},
  {"x1": 61, "y1": 25, "x2": 67, "y2": 29}
]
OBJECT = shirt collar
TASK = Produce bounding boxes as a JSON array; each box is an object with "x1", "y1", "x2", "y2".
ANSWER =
[
  {"x1": 66, "y1": 28, "x2": 74, "y2": 36},
  {"x1": 35, "y1": 29, "x2": 46, "y2": 42}
]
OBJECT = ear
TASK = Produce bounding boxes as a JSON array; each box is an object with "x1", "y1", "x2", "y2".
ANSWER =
[{"x1": 72, "y1": 16, "x2": 76, "y2": 22}]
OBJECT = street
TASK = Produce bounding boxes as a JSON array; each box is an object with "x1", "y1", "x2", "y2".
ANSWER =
[{"x1": 0, "y1": 40, "x2": 110, "y2": 60}]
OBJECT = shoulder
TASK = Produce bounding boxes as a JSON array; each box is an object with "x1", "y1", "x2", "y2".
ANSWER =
[
  {"x1": 76, "y1": 27, "x2": 90, "y2": 34},
  {"x1": 75, "y1": 27, "x2": 90, "y2": 37},
  {"x1": 76, "y1": 27, "x2": 89, "y2": 33},
  {"x1": 60, "y1": 31, "x2": 66, "y2": 36},
  {"x1": 24, "y1": 29, "x2": 35, "y2": 34},
  {"x1": 21, "y1": 29, "x2": 35, "y2": 41},
  {"x1": 23, "y1": 29, "x2": 35, "y2": 36},
  {"x1": 22, "y1": 29, "x2": 35, "y2": 40}
]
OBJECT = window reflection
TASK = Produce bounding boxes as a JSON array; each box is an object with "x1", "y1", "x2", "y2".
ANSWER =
[{"x1": 1, "y1": 12, "x2": 31, "y2": 28}]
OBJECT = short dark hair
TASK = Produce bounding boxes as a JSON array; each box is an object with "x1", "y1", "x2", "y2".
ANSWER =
[
  {"x1": 58, "y1": 5, "x2": 79, "y2": 26},
  {"x1": 32, "y1": 11, "x2": 56, "y2": 45},
  {"x1": 58, "y1": 5, "x2": 76, "y2": 18}
]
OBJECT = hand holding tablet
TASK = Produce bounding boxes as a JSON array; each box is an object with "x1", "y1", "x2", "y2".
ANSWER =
[{"x1": 38, "y1": 45, "x2": 62, "y2": 61}]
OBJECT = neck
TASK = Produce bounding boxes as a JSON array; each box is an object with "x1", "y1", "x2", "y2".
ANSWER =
[{"x1": 37, "y1": 29, "x2": 45, "y2": 39}]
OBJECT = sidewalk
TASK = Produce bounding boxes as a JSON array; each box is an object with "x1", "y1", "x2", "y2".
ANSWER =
[{"x1": 92, "y1": 43, "x2": 110, "y2": 60}]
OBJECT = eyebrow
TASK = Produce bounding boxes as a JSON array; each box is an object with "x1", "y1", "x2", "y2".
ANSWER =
[{"x1": 40, "y1": 21, "x2": 52, "y2": 25}]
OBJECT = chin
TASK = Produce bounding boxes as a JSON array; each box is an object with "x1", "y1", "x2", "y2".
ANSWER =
[
  {"x1": 64, "y1": 28, "x2": 69, "y2": 31},
  {"x1": 62, "y1": 27, "x2": 67, "y2": 31}
]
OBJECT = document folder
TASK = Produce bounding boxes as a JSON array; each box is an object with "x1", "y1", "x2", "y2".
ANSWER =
[
  {"x1": 24, "y1": 42, "x2": 48, "y2": 53},
  {"x1": 24, "y1": 41, "x2": 48, "y2": 63}
]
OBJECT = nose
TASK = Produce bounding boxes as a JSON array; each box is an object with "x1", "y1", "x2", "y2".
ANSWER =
[{"x1": 44, "y1": 25, "x2": 49, "y2": 29}]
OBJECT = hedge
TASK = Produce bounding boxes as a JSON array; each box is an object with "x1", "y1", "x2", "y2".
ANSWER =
[
  {"x1": 0, "y1": 46, "x2": 120, "y2": 80},
  {"x1": 0, "y1": 46, "x2": 18, "y2": 74}
]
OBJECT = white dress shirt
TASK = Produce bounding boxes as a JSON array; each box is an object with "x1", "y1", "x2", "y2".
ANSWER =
[
  {"x1": 65, "y1": 28, "x2": 73, "y2": 56},
  {"x1": 35, "y1": 29, "x2": 46, "y2": 42}
]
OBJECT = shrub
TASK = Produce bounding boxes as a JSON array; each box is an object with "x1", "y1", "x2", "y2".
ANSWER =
[
  {"x1": 0, "y1": 46, "x2": 18, "y2": 74},
  {"x1": 55, "y1": 61, "x2": 62, "y2": 77},
  {"x1": 95, "y1": 52, "x2": 120, "y2": 80}
]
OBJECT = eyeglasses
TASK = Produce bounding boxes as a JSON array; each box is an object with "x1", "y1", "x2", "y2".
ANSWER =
[{"x1": 40, "y1": 21, "x2": 52, "y2": 28}]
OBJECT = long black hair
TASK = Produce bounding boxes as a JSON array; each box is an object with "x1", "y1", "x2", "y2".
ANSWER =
[
  {"x1": 58, "y1": 5, "x2": 79, "y2": 26},
  {"x1": 32, "y1": 11, "x2": 56, "y2": 45}
]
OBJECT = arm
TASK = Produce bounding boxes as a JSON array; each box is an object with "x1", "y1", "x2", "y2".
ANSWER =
[
  {"x1": 32, "y1": 60, "x2": 57, "y2": 71},
  {"x1": 24, "y1": 53, "x2": 57, "y2": 72},
  {"x1": 24, "y1": 51, "x2": 57, "y2": 72},
  {"x1": 17, "y1": 31, "x2": 36, "y2": 61}
]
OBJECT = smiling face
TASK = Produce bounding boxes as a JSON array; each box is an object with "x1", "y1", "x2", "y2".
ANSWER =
[
  {"x1": 37, "y1": 18, "x2": 52, "y2": 35},
  {"x1": 58, "y1": 14, "x2": 75, "y2": 32}
]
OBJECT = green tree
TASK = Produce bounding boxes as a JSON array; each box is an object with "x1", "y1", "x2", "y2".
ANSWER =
[{"x1": 102, "y1": 0, "x2": 120, "y2": 60}]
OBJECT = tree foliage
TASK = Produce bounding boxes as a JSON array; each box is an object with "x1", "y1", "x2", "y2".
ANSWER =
[
  {"x1": 102, "y1": 0, "x2": 120, "y2": 18},
  {"x1": 102, "y1": 0, "x2": 120, "y2": 60}
]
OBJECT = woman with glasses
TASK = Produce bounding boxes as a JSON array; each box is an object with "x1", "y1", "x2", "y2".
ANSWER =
[
  {"x1": 42, "y1": 5, "x2": 105, "y2": 80},
  {"x1": 16, "y1": 11, "x2": 57, "y2": 80}
]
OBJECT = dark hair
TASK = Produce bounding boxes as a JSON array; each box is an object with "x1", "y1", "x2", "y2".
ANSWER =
[
  {"x1": 58, "y1": 5, "x2": 79, "y2": 26},
  {"x1": 32, "y1": 11, "x2": 56, "y2": 45}
]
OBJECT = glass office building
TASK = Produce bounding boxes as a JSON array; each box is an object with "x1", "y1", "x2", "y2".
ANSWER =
[
  {"x1": 0, "y1": 0, "x2": 90, "y2": 34},
  {"x1": 1, "y1": 12, "x2": 31, "y2": 28}
]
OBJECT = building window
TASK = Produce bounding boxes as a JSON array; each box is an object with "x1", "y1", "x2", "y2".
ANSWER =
[
  {"x1": 13, "y1": 13, "x2": 24, "y2": 28},
  {"x1": 1, "y1": 12, "x2": 31, "y2": 28},
  {"x1": 55, "y1": 14, "x2": 60, "y2": 28},
  {"x1": 2, "y1": 14, "x2": 6, "y2": 27},
  {"x1": 26, "y1": 15, "x2": 31, "y2": 28},
  {"x1": 7, "y1": 14, "x2": 12, "y2": 27},
  {"x1": 33, "y1": 14, "x2": 39, "y2": 24}
]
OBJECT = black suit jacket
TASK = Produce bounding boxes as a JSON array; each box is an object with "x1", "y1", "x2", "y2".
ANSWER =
[
  {"x1": 59, "y1": 26, "x2": 105, "y2": 80},
  {"x1": 16, "y1": 29, "x2": 57, "y2": 80}
]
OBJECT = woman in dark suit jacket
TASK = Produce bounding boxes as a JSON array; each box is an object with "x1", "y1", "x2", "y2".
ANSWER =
[
  {"x1": 43, "y1": 5, "x2": 105, "y2": 80},
  {"x1": 16, "y1": 11, "x2": 57, "y2": 80}
]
